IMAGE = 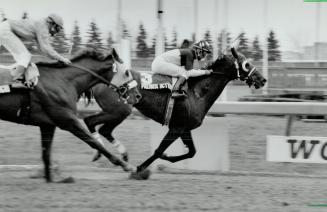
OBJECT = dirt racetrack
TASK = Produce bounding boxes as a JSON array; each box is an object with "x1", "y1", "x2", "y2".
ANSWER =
[{"x1": 1, "y1": 115, "x2": 327, "y2": 211}]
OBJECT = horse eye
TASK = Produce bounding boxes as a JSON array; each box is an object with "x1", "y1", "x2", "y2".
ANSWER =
[
  {"x1": 242, "y1": 61, "x2": 250, "y2": 72},
  {"x1": 125, "y1": 70, "x2": 130, "y2": 77}
]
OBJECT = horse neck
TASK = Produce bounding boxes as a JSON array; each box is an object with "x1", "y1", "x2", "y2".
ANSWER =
[
  {"x1": 72, "y1": 60, "x2": 104, "y2": 95},
  {"x1": 192, "y1": 74, "x2": 230, "y2": 114},
  {"x1": 45, "y1": 59, "x2": 108, "y2": 97}
]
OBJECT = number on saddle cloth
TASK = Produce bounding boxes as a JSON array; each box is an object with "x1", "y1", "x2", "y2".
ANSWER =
[{"x1": 140, "y1": 72, "x2": 178, "y2": 90}]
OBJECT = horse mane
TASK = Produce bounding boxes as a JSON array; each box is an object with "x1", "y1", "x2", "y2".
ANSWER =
[
  {"x1": 70, "y1": 48, "x2": 111, "y2": 62},
  {"x1": 36, "y1": 48, "x2": 112, "y2": 68}
]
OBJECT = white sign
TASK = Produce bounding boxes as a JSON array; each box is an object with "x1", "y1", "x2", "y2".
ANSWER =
[{"x1": 267, "y1": 135, "x2": 327, "y2": 163}]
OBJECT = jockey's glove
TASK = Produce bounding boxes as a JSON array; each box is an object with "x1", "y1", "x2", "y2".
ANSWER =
[
  {"x1": 186, "y1": 69, "x2": 212, "y2": 78},
  {"x1": 204, "y1": 70, "x2": 213, "y2": 75},
  {"x1": 61, "y1": 58, "x2": 72, "y2": 65}
]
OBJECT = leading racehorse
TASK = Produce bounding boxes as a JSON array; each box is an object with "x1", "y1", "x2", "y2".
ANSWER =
[
  {"x1": 84, "y1": 47, "x2": 266, "y2": 179},
  {"x1": 0, "y1": 48, "x2": 142, "y2": 182}
]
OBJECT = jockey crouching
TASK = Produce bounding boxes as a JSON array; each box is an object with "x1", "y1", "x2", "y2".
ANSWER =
[
  {"x1": 151, "y1": 40, "x2": 212, "y2": 98},
  {"x1": 0, "y1": 13, "x2": 71, "y2": 88}
]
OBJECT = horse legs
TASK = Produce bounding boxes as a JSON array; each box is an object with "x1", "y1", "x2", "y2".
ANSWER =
[
  {"x1": 136, "y1": 129, "x2": 181, "y2": 172},
  {"x1": 40, "y1": 125, "x2": 56, "y2": 182},
  {"x1": 84, "y1": 110, "x2": 130, "y2": 161},
  {"x1": 160, "y1": 130, "x2": 196, "y2": 163},
  {"x1": 99, "y1": 123, "x2": 128, "y2": 161},
  {"x1": 59, "y1": 114, "x2": 135, "y2": 172},
  {"x1": 33, "y1": 86, "x2": 135, "y2": 172}
]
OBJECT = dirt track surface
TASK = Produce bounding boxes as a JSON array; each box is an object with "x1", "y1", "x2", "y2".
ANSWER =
[
  {"x1": 1, "y1": 169, "x2": 327, "y2": 212},
  {"x1": 1, "y1": 116, "x2": 327, "y2": 211}
]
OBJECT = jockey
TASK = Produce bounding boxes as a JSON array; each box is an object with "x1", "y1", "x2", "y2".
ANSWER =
[
  {"x1": 0, "y1": 13, "x2": 71, "y2": 87},
  {"x1": 151, "y1": 40, "x2": 212, "y2": 98}
]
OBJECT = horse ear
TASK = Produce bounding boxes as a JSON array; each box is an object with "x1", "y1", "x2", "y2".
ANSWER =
[
  {"x1": 112, "y1": 48, "x2": 119, "y2": 60},
  {"x1": 125, "y1": 70, "x2": 130, "y2": 77},
  {"x1": 111, "y1": 48, "x2": 123, "y2": 63},
  {"x1": 231, "y1": 47, "x2": 239, "y2": 59}
]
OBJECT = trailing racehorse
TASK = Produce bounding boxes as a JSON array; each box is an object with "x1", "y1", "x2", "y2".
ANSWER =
[
  {"x1": 84, "y1": 48, "x2": 266, "y2": 179},
  {"x1": 0, "y1": 48, "x2": 143, "y2": 182}
]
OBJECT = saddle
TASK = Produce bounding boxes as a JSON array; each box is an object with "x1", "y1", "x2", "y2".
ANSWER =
[
  {"x1": 140, "y1": 72, "x2": 178, "y2": 91},
  {"x1": 0, "y1": 63, "x2": 39, "y2": 93},
  {"x1": 140, "y1": 72, "x2": 184, "y2": 126}
]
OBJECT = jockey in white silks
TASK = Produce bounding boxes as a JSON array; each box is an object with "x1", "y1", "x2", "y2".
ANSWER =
[
  {"x1": 151, "y1": 40, "x2": 212, "y2": 98},
  {"x1": 0, "y1": 13, "x2": 71, "y2": 88}
]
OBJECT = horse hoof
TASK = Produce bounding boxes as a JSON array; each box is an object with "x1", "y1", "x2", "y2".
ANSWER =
[
  {"x1": 122, "y1": 153, "x2": 129, "y2": 162},
  {"x1": 129, "y1": 169, "x2": 151, "y2": 180},
  {"x1": 56, "y1": 176, "x2": 75, "y2": 183}
]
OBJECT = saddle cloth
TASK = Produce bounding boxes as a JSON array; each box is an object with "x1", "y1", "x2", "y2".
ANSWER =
[
  {"x1": 140, "y1": 72, "x2": 177, "y2": 90},
  {"x1": 0, "y1": 63, "x2": 39, "y2": 92}
]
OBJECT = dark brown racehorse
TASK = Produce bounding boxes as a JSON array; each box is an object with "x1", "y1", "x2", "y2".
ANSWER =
[
  {"x1": 84, "y1": 48, "x2": 266, "y2": 179},
  {"x1": 0, "y1": 48, "x2": 141, "y2": 182}
]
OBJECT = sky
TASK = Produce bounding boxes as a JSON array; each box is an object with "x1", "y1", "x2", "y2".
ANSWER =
[{"x1": 1, "y1": 0, "x2": 326, "y2": 51}]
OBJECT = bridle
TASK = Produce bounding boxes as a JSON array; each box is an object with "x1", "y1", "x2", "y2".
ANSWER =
[
  {"x1": 109, "y1": 80, "x2": 138, "y2": 103},
  {"x1": 207, "y1": 56, "x2": 257, "y2": 83},
  {"x1": 68, "y1": 63, "x2": 136, "y2": 102},
  {"x1": 233, "y1": 60, "x2": 257, "y2": 80}
]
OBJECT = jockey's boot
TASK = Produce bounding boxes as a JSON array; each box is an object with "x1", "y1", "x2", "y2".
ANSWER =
[
  {"x1": 172, "y1": 76, "x2": 187, "y2": 98},
  {"x1": 11, "y1": 66, "x2": 30, "y2": 89},
  {"x1": 11, "y1": 79, "x2": 29, "y2": 89}
]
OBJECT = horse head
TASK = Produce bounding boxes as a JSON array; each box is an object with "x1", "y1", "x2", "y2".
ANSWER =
[
  {"x1": 230, "y1": 47, "x2": 266, "y2": 89},
  {"x1": 104, "y1": 49, "x2": 142, "y2": 104},
  {"x1": 71, "y1": 48, "x2": 141, "y2": 104},
  {"x1": 109, "y1": 48, "x2": 142, "y2": 104},
  {"x1": 210, "y1": 48, "x2": 266, "y2": 89}
]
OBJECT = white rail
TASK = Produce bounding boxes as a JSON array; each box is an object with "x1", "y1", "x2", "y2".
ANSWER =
[
  {"x1": 209, "y1": 102, "x2": 327, "y2": 115},
  {"x1": 78, "y1": 100, "x2": 327, "y2": 116}
]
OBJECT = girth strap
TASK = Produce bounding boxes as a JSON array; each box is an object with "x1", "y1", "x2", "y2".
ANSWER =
[{"x1": 17, "y1": 90, "x2": 31, "y2": 124}]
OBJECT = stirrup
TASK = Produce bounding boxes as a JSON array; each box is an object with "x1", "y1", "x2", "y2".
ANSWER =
[
  {"x1": 11, "y1": 80, "x2": 31, "y2": 89},
  {"x1": 171, "y1": 91, "x2": 187, "y2": 98}
]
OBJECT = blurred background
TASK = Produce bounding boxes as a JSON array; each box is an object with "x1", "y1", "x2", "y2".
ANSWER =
[{"x1": 1, "y1": 0, "x2": 327, "y2": 102}]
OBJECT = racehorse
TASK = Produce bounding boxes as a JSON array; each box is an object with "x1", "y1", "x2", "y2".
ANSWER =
[
  {"x1": 0, "y1": 48, "x2": 142, "y2": 182},
  {"x1": 83, "y1": 48, "x2": 266, "y2": 179}
]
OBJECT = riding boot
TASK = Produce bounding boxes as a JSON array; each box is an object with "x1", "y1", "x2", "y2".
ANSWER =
[
  {"x1": 172, "y1": 76, "x2": 188, "y2": 98},
  {"x1": 11, "y1": 66, "x2": 29, "y2": 89},
  {"x1": 11, "y1": 79, "x2": 29, "y2": 89},
  {"x1": 13, "y1": 65, "x2": 26, "y2": 81}
]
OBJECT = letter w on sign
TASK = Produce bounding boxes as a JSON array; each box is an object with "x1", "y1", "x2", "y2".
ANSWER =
[{"x1": 287, "y1": 139, "x2": 320, "y2": 159}]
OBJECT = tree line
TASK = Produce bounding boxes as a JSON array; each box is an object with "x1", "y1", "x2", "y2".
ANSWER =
[{"x1": 0, "y1": 12, "x2": 281, "y2": 61}]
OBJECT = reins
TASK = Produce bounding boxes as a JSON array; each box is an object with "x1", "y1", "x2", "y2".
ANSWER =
[
  {"x1": 68, "y1": 64, "x2": 112, "y2": 85},
  {"x1": 68, "y1": 63, "x2": 137, "y2": 103}
]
